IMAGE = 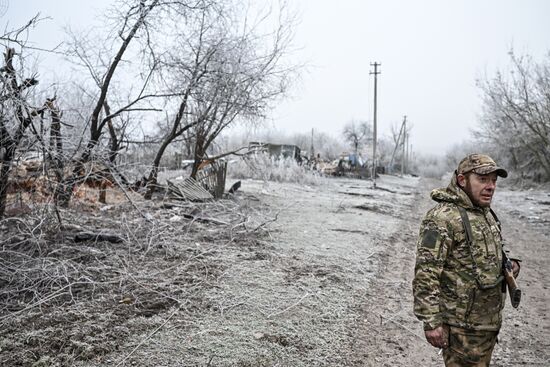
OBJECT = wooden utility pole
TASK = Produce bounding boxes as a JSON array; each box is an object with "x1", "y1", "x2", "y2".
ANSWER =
[
  {"x1": 406, "y1": 132, "x2": 410, "y2": 173},
  {"x1": 389, "y1": 115, "x2": 406, "y2": 174},
  {"x1": 310, "y1": 128, "x2": 314, "y2": 159},
  {"x1": 370, "y1": 62, "x2": 381, "y2": 188},
  {"x1": 401, "y1": 118, "x2": 406, "y2": 176},
  {"x1": 409, "y1": 143, "x2": 413, "y2": 171}
]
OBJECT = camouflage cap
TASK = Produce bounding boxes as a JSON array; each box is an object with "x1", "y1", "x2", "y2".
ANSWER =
[{"x1": 457, "y1": 153, "x2": 508, "y2": 178}]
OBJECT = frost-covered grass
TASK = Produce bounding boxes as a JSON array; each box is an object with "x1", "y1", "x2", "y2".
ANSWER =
[{"x1": 228, "y1": 154, "x2": 325, "y2": 185}]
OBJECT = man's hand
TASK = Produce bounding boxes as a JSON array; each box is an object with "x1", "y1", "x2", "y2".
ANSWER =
[
  {"x1": 511, "y1": 260, "x2": 520, "y2": 278},
  {"x1": 425, "y1": 326, "x2": 448, "y2": 349}
]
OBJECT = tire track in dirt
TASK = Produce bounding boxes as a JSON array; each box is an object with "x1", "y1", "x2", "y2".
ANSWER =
[
  {"x1": 252, "y1": 175, "x2": 425, "y2": 366},
  {"x1": 491, "y1": 193, "x2": 550, "y2": 366},
  {"x1": 350, "y1": 177, "x2": 442, "y2": 366},
  {"x1": 351, "y1": 177, "x2": 550, "y2": 366}
]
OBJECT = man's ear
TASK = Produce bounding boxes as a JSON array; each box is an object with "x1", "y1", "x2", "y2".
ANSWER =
[{"x1": 457, "y1": 173, "x2": 466, "y2": 188}]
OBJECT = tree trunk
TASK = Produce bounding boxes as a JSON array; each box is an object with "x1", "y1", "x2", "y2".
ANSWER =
[
  {"x1": 48, "y1": 98, "x2": 63, "y2": 164},
  {"x1": 55, "y1": 1, "x2": 159, "y2": 207},
  {"x1": 46, "y1": 98, "x2": 66, "y2": 196},
  {"x1": 0, "y1": 138, "x2": 17, "y2": 218},
  {"x1": 190, "y1": 136, "x2": 206, "y2": 179},
  {"x1": 143, "y1": 138, "x2": 172, "y2": 200},
  {"x1": 0, "y1": 47, "x2": 48, "y2": 217},
  {"x1": 0, "y1": 160, "x2": 12, "y2": 218},
  {"x1": 99, "y1": 181, "x2": 107, "y2": 204},
  {"x1": 55, "y1": 140, "x2": 96, "y2": 207}
]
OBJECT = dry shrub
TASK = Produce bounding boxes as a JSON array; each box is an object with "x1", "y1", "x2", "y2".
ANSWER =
[
  {"x1": 229, "y1": 154, "x2": 324, "y2": 185},
  {"x1": 413, "y1": 153, "x2": 450, "y2": 179},
  {"x1": 0, "y1": 192, "x2": 275, "y2": 366}
]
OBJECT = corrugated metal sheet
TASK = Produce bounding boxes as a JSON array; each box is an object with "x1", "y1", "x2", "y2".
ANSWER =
[{"x1": 167, "y1": 178, "x2": 213, "y2": 201}]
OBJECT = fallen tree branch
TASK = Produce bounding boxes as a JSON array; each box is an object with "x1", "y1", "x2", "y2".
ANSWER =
[
  {"x1": 252, "y1": 211, "x2": 280, "y2": 233},
  {"x1": 0, "y1": 282, "x2": 84, "y2": 323},
  {"x1": 74, "y1": 232, "x2": 125, "y2": 243},
  {"x1": 181, "y1": 213, "x2": 229, "y2": 226}
]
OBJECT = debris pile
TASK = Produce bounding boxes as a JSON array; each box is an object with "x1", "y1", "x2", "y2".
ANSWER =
[{"x1": 0, "y1": 187, "x2": 275, "y2": 366}]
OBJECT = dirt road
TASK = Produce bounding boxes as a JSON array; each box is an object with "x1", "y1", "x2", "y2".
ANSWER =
[
  {"x1": 348, "y1": 175, "x2": 550, "y2": 367},
  {"x1": 63, "y1": 174, "x2": 550, "y2": 366}
]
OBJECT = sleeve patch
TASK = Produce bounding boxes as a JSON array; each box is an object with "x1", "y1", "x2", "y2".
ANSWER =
[{"x1": 421, "y1": 229, "x2": 439, "y2": 249}]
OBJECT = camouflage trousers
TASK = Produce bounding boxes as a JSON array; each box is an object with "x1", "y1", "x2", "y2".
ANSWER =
[{"x1": 442, "y1": 326, "x2": 499, "y2": 367}]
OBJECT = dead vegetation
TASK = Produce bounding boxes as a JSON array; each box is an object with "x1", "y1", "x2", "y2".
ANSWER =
[
  {"x1": 0, "y1": 186, "x2": 276, "y2": 366},
  {"x1": 229, "y1": 155, "x2": 326, "y2": 186}
]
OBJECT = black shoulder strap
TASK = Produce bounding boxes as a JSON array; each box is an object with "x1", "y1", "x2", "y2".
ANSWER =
[
  {"x1": 457, "y1": 206, "x2": 473, "y2": 246},
  {"x1": 489, "y1": 208, "x2": 507, "y2": 258},
  {"x1": 458, "y1": 206, "x2": 482, "y2": 283},
  {"x1": 489, "y1": 208, "x2": 502, "y2": 231}
]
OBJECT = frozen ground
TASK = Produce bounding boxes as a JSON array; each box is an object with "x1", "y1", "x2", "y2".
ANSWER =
[
  {"x1": 1, "y1": 174, "x2": 548, "y2": 366},
  {"x1": 89, "y1": 174, "x2": 550, "y2": 366}
]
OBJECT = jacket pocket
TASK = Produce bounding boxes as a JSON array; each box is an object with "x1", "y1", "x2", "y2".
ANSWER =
[{"x1": 467, "y1": 286, "x2": 502, "y2": 325}]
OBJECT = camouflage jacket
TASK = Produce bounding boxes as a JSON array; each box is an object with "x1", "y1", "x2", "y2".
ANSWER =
[{"x1": 412, "y1": 174, "x2": 505, "y2": 331}]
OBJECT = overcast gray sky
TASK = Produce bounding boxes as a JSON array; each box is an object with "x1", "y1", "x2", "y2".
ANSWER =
[{"x1": 4, "y1": 0, "x2": 550, "y2": 155}]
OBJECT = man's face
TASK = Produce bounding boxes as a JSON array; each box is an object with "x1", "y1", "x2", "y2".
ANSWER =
[{"x1": 459, "y1": 172, "x2": 498, "y2": 208}]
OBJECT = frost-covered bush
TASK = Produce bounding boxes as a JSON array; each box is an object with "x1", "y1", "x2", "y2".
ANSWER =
[
  {"x1": 228, "y1": 154, "x2": 324, "y2": 185},
  {"x1": 413, "y1": 153, "x2": 451, "y2": 179}
]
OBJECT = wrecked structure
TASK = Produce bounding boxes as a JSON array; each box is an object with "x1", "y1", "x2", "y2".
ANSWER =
[
  {"x1": 247, "y1": 142, "x2": 302, "y2": 163},
  {"x1": 314, "y1": 152, "x2": 371, "y2": 178}
]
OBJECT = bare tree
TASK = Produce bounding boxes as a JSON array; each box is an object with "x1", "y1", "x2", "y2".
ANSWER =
[
  {"x1": 0, "y1": 37, "x2": 54, "y2": 217},
  {"x1": 342, "y1": 120, "x2": 371, "y2": 156},
  {"x1": 55, "y1": 0, "x2": 170, "y2": 205},
  {"x1": 143, "y1": 0, "x2": 297, "y2": 197},
  {"x1": 477, "y1": 50, "x2": 550, "y2": 181},
  {"x1": 141, "y1": 4, "x2": 216, "y2": 198},
  {"x1": 188, "y1": 18, "x2": 295, "y2": 179},
  {"x1": 288, "y1": 131, "x2": 344, "y2": 161}
]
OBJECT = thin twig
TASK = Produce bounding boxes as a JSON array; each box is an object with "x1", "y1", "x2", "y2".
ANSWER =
[
  {"x1": 369, "y1": 309, "x2": 425, "y2": 341},
  {"x1": 115, "y1": 306, "x2": 180, "y2": 367},
  {"x1": 267, "y1": 292, "x2": 310, "y2": 319}
]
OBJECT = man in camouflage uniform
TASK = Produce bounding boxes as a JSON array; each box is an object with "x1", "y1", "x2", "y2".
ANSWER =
[{"x1": 412, "y1": 154, "x2": 520, "y2": 366}]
